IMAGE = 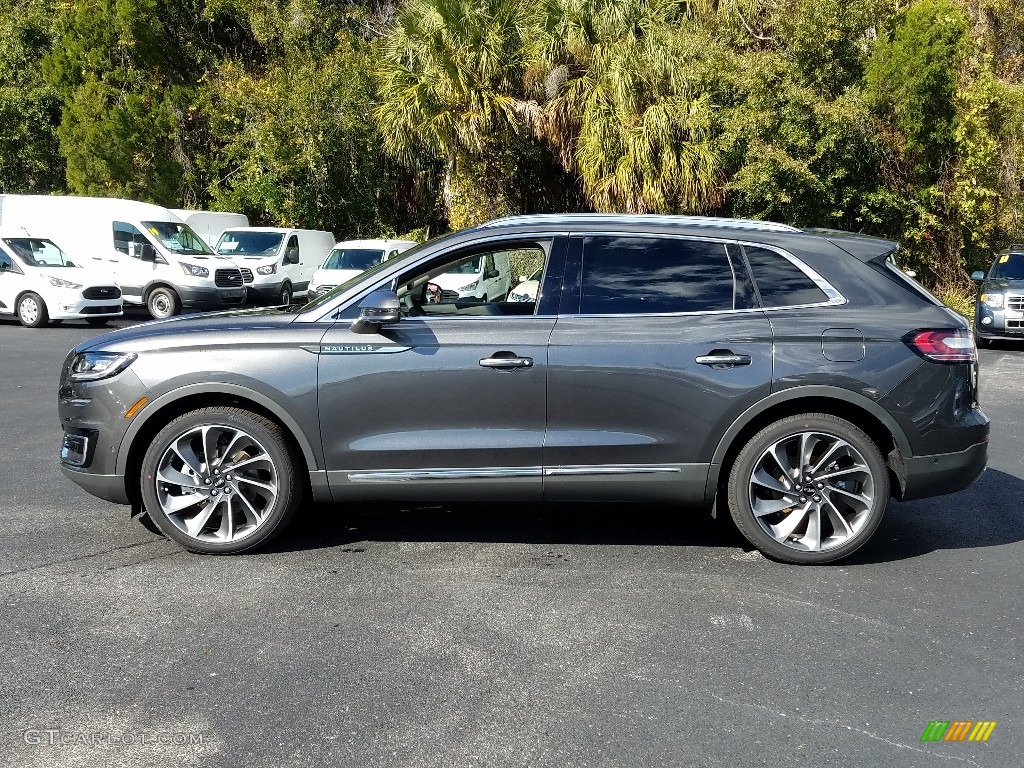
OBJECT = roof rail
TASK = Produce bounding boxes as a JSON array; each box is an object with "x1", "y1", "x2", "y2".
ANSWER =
[{"x1": 477, "y1": 213, "x2": 802, "y2": 233}]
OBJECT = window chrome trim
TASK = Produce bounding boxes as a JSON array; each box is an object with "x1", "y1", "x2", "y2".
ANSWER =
[
  {"x1": 545, "y1": 464, "x2": 684, "y2": 476},
  {"x1": 348, "y1": 467, "x2": 542, "y2": 482},
  {"x1": 737, "y1": 240, "x2": 847, "y2": 309}
]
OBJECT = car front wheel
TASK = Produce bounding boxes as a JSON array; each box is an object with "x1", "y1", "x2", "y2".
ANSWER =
[
  {"x1": 727, "y1": 413, "x2": 888, "y2": 564},
  {"x1": 140, "y1": 407, "x2": 303, "y2": 553}
]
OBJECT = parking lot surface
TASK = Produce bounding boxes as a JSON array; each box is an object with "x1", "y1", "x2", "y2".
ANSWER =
[{"x1": 1, "y1": 314, "x2": 1021, "y2": 767}]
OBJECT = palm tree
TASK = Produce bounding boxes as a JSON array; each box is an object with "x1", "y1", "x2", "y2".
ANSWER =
[{"x1": 528, "y1": 0, "x2": 725, "y2": 213}]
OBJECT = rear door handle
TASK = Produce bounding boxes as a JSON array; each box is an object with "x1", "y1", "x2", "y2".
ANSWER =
[
  {"x1": 695, "y1": 352, "x2": 752, "y2": 367},
  {"x1": 479, "y1": 353, "x2": 533, "y2": 369}
]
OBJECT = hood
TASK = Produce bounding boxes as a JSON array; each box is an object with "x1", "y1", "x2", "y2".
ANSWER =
[
  {"x1": 37, "y1": 266, "x2": 118, "y2": 287},
  {"x1": 76, "y1": 307, "x2": 297, "y2": 354},
  {"x1": 312, "y1": 267, "x2": 359, "y2": 285},
  {"x1": 982, "y1": 277, "x2": 1024, "y2": 291}
]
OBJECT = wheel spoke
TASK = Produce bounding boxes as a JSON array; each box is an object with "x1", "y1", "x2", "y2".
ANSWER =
[
  {"x1": 215, "y1": 496, "x2": 234, "y2": 540},
  {"x1": 235, "y1": 476, "x2": 276, "y2": 494},
  {"x1": 171, "y1": 437, "x2": 205, "y2": 476},
  {"x1": 158, "y1": 465, "x2": 201, "y2": 489},
  {"x1": 797, "y1": 506, "x2": 823, "y2": 550},
  {"x1": 816, "y1": 464, "x2": 869, "y2": 481},
  {"x1": 224, "y1": 454, "x2": 271, "y2": 472},
  {"x1": 768, "y1": 504, "x2": 810, "y2": 542},
  {"x1": 752, "y1": 495, "x2": 800, "y2": 517},
  {"x1": 161, "y1": 491, "x2": 203, "y2": 514},
  {"x1": 822, "y1": 497, "x2": 855, "y2": 540},
  {"x1": 184, "y1": 500, "x2": 219, "y2": 537},
  {"x1": 768, "y1": 441, "x2": 797, "y2": 480},
  {"x1": 827, "y1": 485, "x2": 873, "y2": 512},
  {"x1": 234, "y1": 490, "x2": 264, "y2": 528},
  {"x1": 810, "y1": 440, "x2": 846, "y2": 474},
  {"x1": 752, "y1": 466, "x2": 792, "y2": 494}
]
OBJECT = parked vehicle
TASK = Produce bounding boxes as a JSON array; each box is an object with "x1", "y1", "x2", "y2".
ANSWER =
[
  {"x1": 431, "y1": 249, "x2": 511, "y2": 302},
  {"x1": 507, "y1": 267, "x2": 542, "y2": 303},
  {"x1": 170, "y1": 210, "x2": 249, "y2": 249},
  {"x1": 0, "y1": 195, "x2": 246, "y2": 319},
  {"x1": 58, "y1": 214, "x2": 988, "y2": 564},
  {"x1": 214, "y1": 228, "x2": 335, "y2": 305},
  {"x1": 0, "y1": 234, "x2": 122, "y2": 327},
  {"x1": 972, "y1": 246, "x2": 1024, "y2": 347},
  {"x1": 308, "y1": 239, "x2": 418, "y2": 300}
]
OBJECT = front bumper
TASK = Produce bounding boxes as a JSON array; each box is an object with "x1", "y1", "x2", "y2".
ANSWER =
[
  {"x1": 176, "y1": 285, "x2": 248, "y2": 309},
  {"x1": 49, "y1": 298, "x2": 124, "y2": 320},
  {"x1": 901, "y1": 440, "x2": 988, "y2": 501},
  {"x1": 59, "y1": 464, "x2": 130, "y2": 505}
]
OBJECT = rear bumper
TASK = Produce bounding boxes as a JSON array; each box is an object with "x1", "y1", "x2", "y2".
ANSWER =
[
  {"x1": 59, "y1": 464, "x2": 130, "y2": 505},
  {"x1": 901, "y1": 440, "x2": 988, "y2": 501}
]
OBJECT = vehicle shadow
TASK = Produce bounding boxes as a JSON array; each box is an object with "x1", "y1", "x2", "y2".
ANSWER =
[{"x1": 265, "y1": 468, "x2": 1023, "y2": 563}]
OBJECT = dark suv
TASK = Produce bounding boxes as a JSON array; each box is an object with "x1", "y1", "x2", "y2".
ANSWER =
[
  {"x1": 58, "y1": 215, "x2": 989, "y2": 564},
  {"x1": 972, "y1": 246, "x2": 1024, "y2": 347}
]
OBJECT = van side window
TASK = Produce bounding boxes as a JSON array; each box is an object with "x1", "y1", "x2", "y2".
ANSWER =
[
  {"x1": 286, "y1": 235, "x2": 299, "y2": 264},
  {"x1": 0, "y1": 247, "x2": 13, "y2": 271},
  {"x1": 113, "y1": 222, "x2": 147, "y2": 258}
]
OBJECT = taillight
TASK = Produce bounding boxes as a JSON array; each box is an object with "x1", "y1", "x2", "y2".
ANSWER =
[{"x1": 904, "y1": 329, "x2": 976, "y2": 363}]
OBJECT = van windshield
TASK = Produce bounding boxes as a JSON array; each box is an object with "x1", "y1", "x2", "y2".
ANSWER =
[
  {"x1": 216, "y1": 232, "x2": 284, "y2": 257},
  {"x1": 989, "y1": 252, "x2": 1024, "y2": 280},
  {"x1": 142, "y1": 222, "x2": 213, "y2": 255},
  {"x1": 444, "y1": 256, "x2": 482, "y2": 275},
  {"x1": 323, "y1": 248, "x2": 384, "y2": 271},
  {"x1": 2, "y1": 238, "x2": 76, "y2": 267}
]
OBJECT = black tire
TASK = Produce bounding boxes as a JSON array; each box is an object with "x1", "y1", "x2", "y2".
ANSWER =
[
  {"x1": 140, "y1": 407, "x2": 304, "y2": 554},
  {"x1": 85, "y1": 317, "x2": 110, "y2": 327},
  {"x1": 147, "y1": 286, "x2": 180, "y2": 319},
  {"x1": 726, "y1": 413, "x2": 889, "y2": 565},
  {"x1": 278, "y1": 282, "x2": 292, "y2": 306},
  {"x1": 17, "y1": 292, "x2": 49, "y2": 328}
]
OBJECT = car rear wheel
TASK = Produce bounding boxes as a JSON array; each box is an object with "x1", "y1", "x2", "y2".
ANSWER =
[
  {"x1": 17, "y1": 292, "x2": 48, "y2": 328},
  {"x1": 726, "y1": 413, "x2": 888, "y2": 564},
  {"x1": 147, "y1": 287, "x2": 180, "y2": 319},
  {"x1": 140, "y1": 407, "x2": 303, "y2": 554}
]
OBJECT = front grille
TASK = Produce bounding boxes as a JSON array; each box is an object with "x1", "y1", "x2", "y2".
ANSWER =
[
  {"x1": 82, "y1": 286, "x2": 121, "y2": 300},
  {"x1": 81, "y1": 305, "x2": 120, "y2": 314},
  {"x1": 215, "y1": 268, "x2": 243, "y2": 288},
  {"x1": 1006, "y1": 295, "x2": 1024, "y2": 312},
  {"x1": 240, "y1": 268, "x2": 253, "y2": 284}
]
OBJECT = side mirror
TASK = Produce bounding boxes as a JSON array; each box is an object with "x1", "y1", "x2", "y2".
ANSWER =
[
  {"x1": 904, "y1": 269, "x2": 917, "y2": 279},
  {"x1": 351, "y1": 290, "x2": 401, "y2": 334},
  {"x1": 485, "y1": 269, "x2": 500, "y2": 280},
  {"x1": 285, "y1": 248, "x2": 300, "y2": 265},
  {"x1": 139, "y1": 243, "x2": 157, "y2": 261},
  {"x1": 971, "y1": 271, "x2": 985, "y2": 282}
]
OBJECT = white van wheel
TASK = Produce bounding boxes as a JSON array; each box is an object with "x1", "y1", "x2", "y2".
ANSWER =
[
  {"x1": 17, "y1": 293, "x2": 49, "y2": 328},
  {"x1": 147, "y1": 287, "x2": 180, "y2": 319},
  {"x1": 278, "y1": 283, "x2": 292, "y2": 306}
]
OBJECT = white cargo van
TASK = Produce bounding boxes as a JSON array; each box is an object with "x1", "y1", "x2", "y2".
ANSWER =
[
  {"x1": 432, "y1": 250, "x2": 512, "y2": 302},
  {"x1": 307, "y1": 239, "x2": 417, "y2": 300},
  {"x1": 0, "y1": 195, "x2": 247, "y2": 319},
  {"x1": 0, "y1": 232, "x2": 122, "y2": 327},
  {"x1": 170, "y1": 210, "x2": 249, "y2": 248},
  {"x1": 214, "y1": 227, "x2": 335, "y2": 305}
]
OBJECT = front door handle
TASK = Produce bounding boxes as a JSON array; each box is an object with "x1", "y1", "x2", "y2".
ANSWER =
[
  {"x1": 695, "y1": 351, "x2": 752, "y2": 367},
  {"x1": 479, "y1": 352, "x2": 533, "y2": 369}
]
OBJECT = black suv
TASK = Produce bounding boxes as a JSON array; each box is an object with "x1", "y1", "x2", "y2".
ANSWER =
[
  {"x1": 972, "y1": 245, "x2": 1024, "y2": 347},
  {"x1": 58, "y1": 215, "x2": 989, "y2": 563}
]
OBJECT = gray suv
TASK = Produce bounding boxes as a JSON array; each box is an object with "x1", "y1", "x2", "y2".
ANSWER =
[
  {"x1": 58, "y1": 215, "x2": 989, "y2": 564},
  {"x1": 972, "y1": 245, "x2": 1024, "y2": 347}
]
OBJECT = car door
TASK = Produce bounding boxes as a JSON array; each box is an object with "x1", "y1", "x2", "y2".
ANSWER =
[
  {"x1": 316, "y1": 235, "x2": 567, "y2": 501},
  {"x1": 0, "y1": 244, "x2": 20, "y2": 314},
  {"x1": 544, "y1": 233, "x2": 774, "y2": 504},
  {"x1": 283, "y1": 234, "x2": 303, "y2": 291},
  {"x1": 111, "y1": 222, "x2": 157, "y2": 304}
]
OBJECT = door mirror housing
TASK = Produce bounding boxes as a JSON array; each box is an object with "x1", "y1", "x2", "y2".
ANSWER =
[
  {"x1": 351, "y1": 290, "x2": 401, "y2": 334},
  {"x1": 139, "y1": 243, "x2": 157, "y2": 262},
  {"x1": 285, "y1": 248, "x2": 300, "y2": 265},
  {"x1": 484, "y1": 268, "x2": 500, "y2": 280},
  {"x1": 971, "y1": 270, "x2": 985, "y2": 282}
]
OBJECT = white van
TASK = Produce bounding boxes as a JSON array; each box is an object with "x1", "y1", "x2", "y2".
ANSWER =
[
  {"x1": 0, "y1": 232, "x2": 122, "y2": 328},
  {"x1": 170, "y1": 210, "x2": 249, "y2": 248},
  {"x1": 308, "y1": 239, "x2": 417, "y2": 299},
  {"x1": 0, "y1": 195, "x2": 247, "y2": 319},
  {"x1": 215, "y1": 228, "x2": 335, "y2": 305},
  {"x1": 432, "y1": 250, "x2": 512, "y2": 302}
]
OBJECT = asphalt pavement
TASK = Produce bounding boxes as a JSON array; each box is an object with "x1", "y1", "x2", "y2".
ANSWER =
[{"x1": 0, "y1": 313, "x2": 1020, "y2": 768}]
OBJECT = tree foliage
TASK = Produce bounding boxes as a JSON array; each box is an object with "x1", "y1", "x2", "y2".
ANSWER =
[{"x1": 0, "y1": 0, "x2": 1021, "y2": 289}]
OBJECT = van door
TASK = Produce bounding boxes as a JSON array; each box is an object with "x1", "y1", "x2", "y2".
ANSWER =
[
  {"x1": 112, "y1": 222, "x2": 160, "y2": 305},
  {"x1": 0, "y1": 244, "x2": 22, "y2": 315},
  {"x1": 282, "y1": 234, "x2": 304, "y2": 294}
]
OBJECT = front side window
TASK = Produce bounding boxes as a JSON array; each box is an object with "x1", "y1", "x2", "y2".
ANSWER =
[
  {"x1": 286, "y1": 236, "x2": 299, "y2": 263},
  {"x1": 0, "y1": 245, "x2": 15, "y2": 271},
  {"x1": 142, "y1": 221, "x2": 212, "y2": 255},
  {"x1": 989, "y1": 252, "x2": 1024, "y2": 280},
  {"x1": 323, "y1": 249, "x2": 385, "y2": 271},
  {"x1": 215, "y1": 232, "x2": 285, "y2": 257},
  {"x1": 580, "y1": 236, "x2": 736, "y2": 315},
  {"x1": 743, "y1": 245, "x2": 828, "y2": 307},
  {"x1": 2, "y1": 238, "x2": 75, "y2": 268},
  {"x1": 113, "y1": 222, "x2": 149, "y2": 257}
]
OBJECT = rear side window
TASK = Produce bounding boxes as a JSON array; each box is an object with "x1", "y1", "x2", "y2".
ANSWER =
[
  {"x1": 0, "y1": 246, "x2": 13, "y2": 271},
  {"x1": 580, "y1": 236, "x2": 736, "y2": 314},
  {"x1": 743, "y1": 245, "x2": 828, "y2": 307}
]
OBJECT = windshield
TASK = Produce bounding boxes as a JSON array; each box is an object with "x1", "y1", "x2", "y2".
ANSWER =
[
  {"x1": 989, "y1": 252, "x2": 1024, "y2": 280},
  {"x1": 215, "y1": 231, "x2": 285, "y2": 257},
  {"x1": 444, "y1": 256, "x2": 482, "y2": 275},
  {"x1": 142, "y1": 221, "x2": 213, "y2": 255},
  {"x1": 323, "y1": 248, "x2": 385, "y2": 271},
  {"x1": 2, "y1": 238, "x2": 76, "y2": 267}
]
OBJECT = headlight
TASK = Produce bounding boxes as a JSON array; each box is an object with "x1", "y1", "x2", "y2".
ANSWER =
[
  {"x1": 68, "y1": 352, "x2": 137, "y2": 382},
  {"x1": 458, "y1": 280, "x2": 479, "y2": 292},
  {"x1": 49, "y1": 277, "x2": 83, "y2": 289},
  {"x1": 256, "y1": 264, "x2": 277, "y2": 275},
  {"x1": 981, "y1": 293, "x2": 1004, "y2": 309},
  {"x1": 179, "y1": 262, "x2": 209, "y2": 278}
]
